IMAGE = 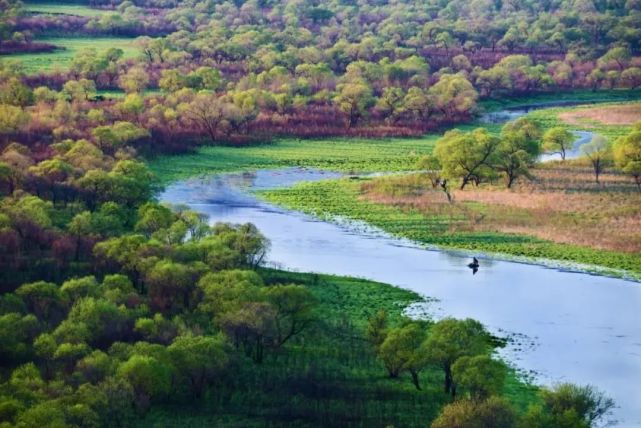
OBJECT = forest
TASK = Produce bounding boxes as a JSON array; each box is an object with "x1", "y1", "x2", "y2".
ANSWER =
[{"x1": 1, "y1": 0, "x2": 640, "y2": 426}]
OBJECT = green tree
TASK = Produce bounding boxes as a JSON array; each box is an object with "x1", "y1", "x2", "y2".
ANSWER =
[
  {"x1": 0, "y1": 104, "x2": 29, "y2": 141},
  {"x1": 0, "y1": 77, "x2": 34, "y2": 107},
  {"x1": 522, "y1": 383, "x2": 614, "y2": 428},
  {"x1": 495, "y1": 118, "x2": 542, "y2": 187},
  {"x1": 117, "y1": 354, "x2": 172, "y2": 411},
  {"x1": 434, "y1": 128, "x2": 500, "y2": 189},
  {"x1": 262, "y1": 284, "x2": 317, "y2": 346},
  {"x1": 428, "y1": 73, "x2": 478, "y2": 117},
  {"x1": 614, "y1": 122, "x2": 641, "y2": 189},
  {"x1": 377, "y1": 322, "x2": 427, "y2": 389},
  {"x1": 375, "y1": 87, "x2": 405, "y2": 123},
  {"x1": 167, "y1": 334, "x2": 228, "y2": 397},
  {"x1": 422, "y1": 318, "x2": 489, "y2": 396},
  {"x1": 431, "y1": 396, "x2": 516, "y2": 428},
  {"x1": 334, "y1": 81, "x2": 375, "y2": 128},
  {"x1": 118, "y1": 66, "x2": 150, "y2": 93},
  {"x1": 452, "y1": 355, "x2": 507, "y2": 401},
  {"x1": 581, "y1": 135, "x2": 612, "y2": 184},
  {"x1": 543, "y1": 127, "x2": 575, "y2": 161}
]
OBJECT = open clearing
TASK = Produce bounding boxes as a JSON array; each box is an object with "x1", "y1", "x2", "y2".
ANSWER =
[
  {"x1": 558, "y1": 103, "x2": 641, "y2": 126},
  {"x1": 23, "y1": 2, "x2": 113, "y2": 17},
  {"x1": 0, "y1": 37, "x2": 139, "y2": 74}
]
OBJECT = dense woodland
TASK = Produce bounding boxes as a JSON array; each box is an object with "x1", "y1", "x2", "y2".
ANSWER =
[{"x1": 0, "y1": 0, "x2": 637, "y2": 426}]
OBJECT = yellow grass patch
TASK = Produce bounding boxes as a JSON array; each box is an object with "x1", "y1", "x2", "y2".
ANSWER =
[
  {"x1": 558, "y1": 103, "x2": 641, "y2": 126},
  {"x1": 360, "y1": 168, "x2": 641, "y2": 253}
]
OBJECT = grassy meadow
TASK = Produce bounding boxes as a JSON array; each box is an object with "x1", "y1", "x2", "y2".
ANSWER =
[
  {"x1": 0, "y1": 37, "x2": 139, "y2": 74},
  {"x1": 23, "y1": 2, "x2": 114, "y2": 17},
  {"x1": 148, "y1": 136, "x2": 439, "y2": 183}
]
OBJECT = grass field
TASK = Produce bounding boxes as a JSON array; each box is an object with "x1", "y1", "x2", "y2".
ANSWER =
[
  {"x1": 557, "y1": 103, "x2": 641, "y2": 126},
  {"x1": 24, "y1": 2, "x2": 114, "y2": 17},
  {"x1": 148, "y1": 137, "x2": 439, "y2": 183},
  {"x1": 0, "y1": 37, "x2": 139, "y2": 74},
  {"x1": 479, "y1": 89, "x2": 641, "y2": 112},
  {"x1": 136, "y1": 269, "x2": 538, "y2": 427}
]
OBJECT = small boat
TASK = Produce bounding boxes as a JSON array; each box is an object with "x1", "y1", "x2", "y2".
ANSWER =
[{"x1": 467, "y1": 257, "x2": 480, "y2": 275}]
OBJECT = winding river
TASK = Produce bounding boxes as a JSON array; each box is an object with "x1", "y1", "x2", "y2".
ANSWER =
[{"x1": 161, "y1": 108, "x2": 641, "y2": 426}]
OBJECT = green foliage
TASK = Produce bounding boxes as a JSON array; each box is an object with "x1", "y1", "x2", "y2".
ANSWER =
[
  {"x1": 614, "y1": 121, "x2": 641, "y2": 188},
  {"x1": 431, "y1": 396, "x2": 517, "y2": 428},
  {"x1": 452, "y1": 355, "x2": 508, "y2": 401}
]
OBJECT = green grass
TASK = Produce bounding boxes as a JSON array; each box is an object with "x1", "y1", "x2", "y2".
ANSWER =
[
  {"x1": 259, "y1": 179, "x2": 641, "y2": 278},
  {"x1": 479, "y1": 89, "x2": 641, "y2": 112},
  {"x1": 0, "y1": 37, "x2": 139, "y2": 74},
  {"x1": 24, "y1": 2, "x2": 113, "y2": 17},
  {"x1": 148, "y1": 137, "x2": 439, "y2": 183},
  {"x1": 136, "y1": 269, "x2": 538, "y2": 427}
]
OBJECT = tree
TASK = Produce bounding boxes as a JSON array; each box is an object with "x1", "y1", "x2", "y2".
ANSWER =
[
  {"x1": 0, "y1": 77, "x2": 34, "y2": 107},
  {"x1": 375, "y1": 87, "x2": 405, "y2": 123},
  {"x1": 403, "y1": 87, "x2": 432, "y2": 121},
  {"x1": 422, "y1": 318, "x2": 489, "y2": 396},
  {"x1": 144, "y1": 260, "x2": 201, "y2": 313},
  {"x1": 118, "y1": 66, "x2": 149, "y2": 93},
  {"x1": 15, "y1": 281, "x2": 65, "y2": 323},
  {"x1": 581, "y1": 135, "x2": 612, "y2": 184},
  {"x1": 0, "y1": 104, "x2": 29, "y2": 142},
  {"x1": 431, "y1": 396, "x2": 517, "y2": 428},
  {"x1": 117, "y1": 354, "x2": 172, "y2": 411},
  {"x1": 614, "y1": 122, "x2": 641, "y2": 189},
  {"x1": 428, "y1": 73, "x2": 478, "y2": 117},
  {"x1": 434, "y1": 128, "x2": 500, "y2": 189},
  {"x1": 377, "y1": 322, "x2": 427, "y2": 389},
  {"x1": 522, "y1": 383, "x2": 614, "y2": 428},
  {"x1": 495, "y1": 118, "x2": 542, "y2": 187},
  {"x1": 167, "y1": 334, "x2": 228, "y2": 397},
  {"x1": 92, "y1": 122, "x2": 149, "y2": 151},
  {"x1": 598, "y1": 46, "x2": 631, "y2": 71},
  {"x1": 416, "y1": 155, "x2": 442, "y2": 188},
  {"x1": 366, "y1": 309, "x2": 388, "y2": 350},
  {"x1": 62, "y1": 79, "x2": 96, "y2": 102},
  {"x1": 262, "y1": 284, "x2": 316, "y2": 346},
  {"x1": 543, "y1": 127, "x2": 575, "y2": 161},
  {"x1": 452, "y1": 355, "x2": 507, "y2": 401},
  {"x1": 334, "y1": 81, "x2": 374, "y2": 128},
  {"x1": 183, "y1": 93, "x2": 234, "y2": 143},
  {"x1": 621, "y1": 67, "x2": 641, "y2": 89}
]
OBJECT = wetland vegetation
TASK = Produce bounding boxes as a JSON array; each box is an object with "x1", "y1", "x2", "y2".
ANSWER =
[{"x1": 0, "y1": 0, "x2": 639, "y2": 425}]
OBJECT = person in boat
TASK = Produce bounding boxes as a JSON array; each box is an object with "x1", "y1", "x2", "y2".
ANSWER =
[{"x1": 467, "y1": 257, "x2": 479, "y2": 275}]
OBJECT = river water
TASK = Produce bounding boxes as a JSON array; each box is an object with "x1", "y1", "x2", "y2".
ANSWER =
[{"x1": 160, "y1": 111, "x2": 641, "y2": 426}]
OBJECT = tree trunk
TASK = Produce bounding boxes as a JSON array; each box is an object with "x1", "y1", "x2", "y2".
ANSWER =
[
  {"x1": 410, "y1": 369, "x2": 421, "y2": 390},
  {"x1": 444, "y1": 365, "x2": 452, "y2": 394}
]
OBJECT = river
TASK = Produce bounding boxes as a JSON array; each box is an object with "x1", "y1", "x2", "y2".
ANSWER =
[{"x1": 160, "y1": 109, "x2": 641, "y2": 426}]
